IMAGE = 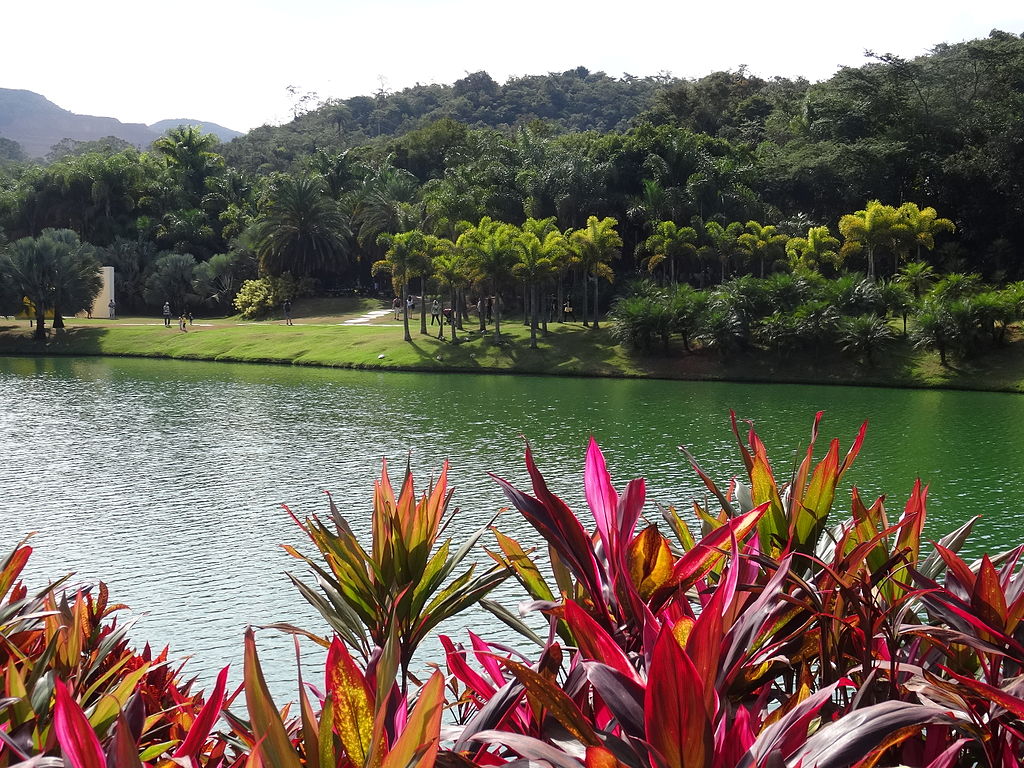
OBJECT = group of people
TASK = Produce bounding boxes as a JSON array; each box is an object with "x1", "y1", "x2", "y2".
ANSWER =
[{"x1": 161, "y1": 301, "x2": 193, "y2": 331}]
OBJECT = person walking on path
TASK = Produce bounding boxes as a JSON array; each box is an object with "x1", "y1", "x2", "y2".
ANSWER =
[
  {"x1": 430, "y1": 299, "x2": 441, "y2": 326},
  {"x1": 283, "y1": 299, "x2": 293, "y2": 326},
  {"x1": 162, "y1": 301, "x2": 172, "y2": 327},
  {"x1": 392, "y1": 297, "x2": 401, "y2": 320},
  {"x1": 178, "y1": 313, "x2": 187, "y2": 332}
]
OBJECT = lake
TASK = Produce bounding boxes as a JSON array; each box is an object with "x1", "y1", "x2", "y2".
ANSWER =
[{"x1": 1, "y1": 355, "x2": 1021, "y2": 699}]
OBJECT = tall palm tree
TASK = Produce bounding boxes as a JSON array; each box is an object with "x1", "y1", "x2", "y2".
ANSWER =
[
  {"x1": 785, "y1": 226, "x2": 841, "y2": 274},
  {"x1": 373, "y1": 230, "x2": 427, "y2": 342},
  {"x1": 459, "y1": 218, "x2": 518, "y2": 341},
  {"x1": 152, "y1": 126, "x2": 223, "y2": 201},
  {"x1": 431, "y1": 239, "x2": 470, "y2": 342},
  {"x1": 253, "y1": 175, "x2": 351, "y2": 278},
  {"x1": 737, "y1": 221, "x2": 788, "y2": 278},
  {"x1": 700, "y1": 221, "x2": 744, "y2": 283},
  {"x1": 513, "y1": 228, "x2": 564, "y2": 348},
  {"x1": 897, "y1": 202, "x2": 955, "y2": 263},
  {"x1": 569, "y1": 216, "x2": 622, "y2": 329},
  {"x1": 838, "y1": 200, "x2": 901, "y2": 281},
  {"x1": 639, "y1": 221, "x2": 697, "y2": 284}
]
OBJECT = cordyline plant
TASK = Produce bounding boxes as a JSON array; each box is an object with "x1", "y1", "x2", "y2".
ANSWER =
[
  {"x1": 8, "y1": 413, "x2": 1024, "y2": 768},
  {"x1": 0, "y1": 538, "x2": 233, "y2": 768}
]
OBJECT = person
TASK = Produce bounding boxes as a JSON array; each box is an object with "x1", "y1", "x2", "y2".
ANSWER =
[
  {"x1": 178, "y1": 313, "x2": 187, "y2": 332},
  {"x1": 162, "y1": 301, "x2": 171, "y2": 327},
  {"x1": 407, "y1": 295, "x2": 414, "y2": 314},
  {"x1": 187, "y1": 310, "x2": 194, "y2": 326},
  {"x1": 392, "y1": 296, "x2": 401, "y2": 320},
  {"x1": 283, "y1": 299, "x2": 293, "y2": 326},
  {"x1": 430, "y1": 299, "x2": 441, "y2": 326},
  {"x1": 441, "y1": 306, "x2": 453, "y2": 338},
  {"x1": 107, "y1": 299, "x2": 115, "y2": 320},
  {"x1": 563, "y1": 299, "x2": 575, "y2": 322},
  {"x1": 486, "y1": 296, "x2": 494, "y2": 322},
  {"x1": 476, "y1": 297, "x2": 486, "y2": 330}
]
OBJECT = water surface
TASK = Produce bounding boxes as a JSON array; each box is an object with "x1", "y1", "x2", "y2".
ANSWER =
[{"x1": 1, "y1": 355, "x2": 1020, "y2": 697}]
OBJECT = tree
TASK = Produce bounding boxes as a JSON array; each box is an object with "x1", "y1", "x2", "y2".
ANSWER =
[
  {"x1": 152, "y1": 126, "x2": 223, "y2": 200},
  {"x1": 737, "y1": 220, "x2": 787, "y2": 278},
  {"x1": 4, "y1": 234, "x2": 59, "y2": 340},
  {"x1": 458, "y1": 218, "x2": 518, "y2": 341},
  {"x1": 700, "y1": 220, "x2": 744, "y2": 283},
  {"x1": 840, "y1": 314, "x2": 895, "y2": 366},
  {"x1": 373, "y1": 230, "x2": 427, "y2": 342},
  {"x1": 144, "y1": 253, "x2": 198, "y2": 313},
  {"x1": 44, "y1": 229, "x2": 103, "y2": 328},
  {"x1": 786, "y1": 226, "x2": 841, "y2": 274},
  {"x1": 897, "y1": 202, "x2": 954, "y2": 263},
  {"x1": 253, "y1": 176, "x2": 351, "y2": 278},
  {"x1": 638, "y1": 221, "x2": 697, "y2": 284},
  {"x1": 896, "y1": 260, "x2": 936, "y2": 300},
  {"x1": 430, "y1": 238, "x2": 469, "y2": 342},
  {"x1": 513, "y1": 226, "x2": 565, "y2": 348},
  {"x1": 2, "y1": 230, "x2": 101, "y2": 339},
  {"x1": 838, "y1": 200, "x2": 902, "y2": 281},
  {"x1": 569, "y1": 215, "x2": 622, "y2": 329}
]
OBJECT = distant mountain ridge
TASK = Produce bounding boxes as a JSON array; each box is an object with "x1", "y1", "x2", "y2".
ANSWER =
[{"x1": 0, "y1": 88, "x2": 241, "y2": 159}]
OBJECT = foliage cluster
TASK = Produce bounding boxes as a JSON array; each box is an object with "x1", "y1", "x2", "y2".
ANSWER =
[
  {"x1": 5, "y1": 414, "x2": 1024, "y2": 766},
  {"x1": 3, "y1": 32, "x2": 1024, "y2": 323}
]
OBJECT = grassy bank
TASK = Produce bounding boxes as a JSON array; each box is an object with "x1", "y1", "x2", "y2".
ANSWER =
[{"x1": 3, "y1": 299, "x2": 1024, "y2": 391}]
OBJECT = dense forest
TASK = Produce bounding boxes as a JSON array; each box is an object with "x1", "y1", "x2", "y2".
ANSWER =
[{"x1": 1, "y1": 30, "x2": 1022, "y2": 321}]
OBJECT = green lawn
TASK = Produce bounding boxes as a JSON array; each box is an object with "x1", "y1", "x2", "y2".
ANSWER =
[{"x1": 3, "y1": 304, "x2": 1024, "y2": 392}]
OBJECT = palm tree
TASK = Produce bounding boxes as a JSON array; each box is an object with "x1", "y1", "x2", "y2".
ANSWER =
[
  {"x1": 700, "y1": 221, "x2": 744, "y2": 283},
  {"x1": 838, "y1": 200, "x2": 901, "y2": 281},
  {"x1": 786, "y1": 226, "x2": 841, "y2": 274},
  {"x1": 896, "y1": 260, "x2": 936, "y2": 300},
  {"x1": 152, "y1": 126, "x2": 223, "y2": 201},
  {"x1": 638, "y1": 221, "x2": 697, "y2": 284},
  {"x1": 840, "y1": 315, "x2": 895, "y2": 366},
  {"x1": 568, "y1": 216, "x2": 622, "y2": 329},
  {"x1": 897, "y1": 202, "x2": 955, "y2": 263},
  {"x1": 373, "y1": 230, "x2": 427, "y2": 342},
  {"x1": 253, "y1": 176, "x2": 351, "y2": 278},
  {"x1": 431, "y1": 239, "x2": 469, "y2": 342},
  {"x1": 4, "y1": 235, "x2": 59, "y2": 340},
  {"x1": 737, "y1": 221, "x2": 788, "y2": 278},
  {"x1": 513, "y1": 228, "x2": 564, "y2": 348},
  {"x1": 458, "y1": 218, "x2": 518, "y2": 341},
  {"x1": 43, "y1": 229, "x2": 102, "y2": 328}
]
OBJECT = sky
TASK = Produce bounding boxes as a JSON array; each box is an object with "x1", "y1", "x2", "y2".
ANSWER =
[{"x1": 5, "y1": 0, "x2": 1024, "y2": 134}]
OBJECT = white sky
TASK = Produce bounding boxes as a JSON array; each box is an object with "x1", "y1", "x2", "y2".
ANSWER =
[{"x1": 5, "y1": 0, "x2": 1024, "y2": 133}]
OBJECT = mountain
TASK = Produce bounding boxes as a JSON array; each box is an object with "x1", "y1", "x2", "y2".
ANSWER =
[
  {"x1": 148, "y1": 119, "x2": 242, "y2": 143},
  {"x1": 0, "y1": 88, "x2": 241, "y2": 159}
]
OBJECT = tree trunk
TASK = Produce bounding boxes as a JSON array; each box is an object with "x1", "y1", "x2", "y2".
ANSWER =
[
  {"x1": 449, "y1": 287, "x2": 458, "y2": 342},
  {"x1": 522, "y1": 282, "x2": 529, "y2": 326},
  {"x1": 557, "y1": 278, "x2": 565, "y2": 323},
  {"x1": 592, "y1": 274, "x2": 600, "y2": 329},
  {"x1": 34, "y1": 308, "x2": 46, "y2": 341},
  {"x1": 53, "y1": 305, "x2": 65, "y2": 329},
  {"x1": 529, "y1": 282, "x2": 538, "y2": 349},
  {"x1": 402, "y1": 281, "x2": 411, "y2": 342},
  {"x1": 581, "y1": 271, "x2": 589, "y2": 327},
  {"x1": 493, "y1": 284, "x2": 502, "y2": 342},
  {"x1": 419, "y1": 277, "x2": 427, "y2": 335},
  {"x1": 867, "y1": 246, "x2": 876, "y2": 281}
]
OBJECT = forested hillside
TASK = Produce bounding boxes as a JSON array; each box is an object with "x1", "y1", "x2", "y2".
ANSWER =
[{"x1": 1, "y1": 30, "x2": 1023, "y2": 323}]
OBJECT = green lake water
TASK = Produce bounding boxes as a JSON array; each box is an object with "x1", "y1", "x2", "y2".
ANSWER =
[{"x1": 1, "y1": 355, "x2": 1021, "y2": 696}]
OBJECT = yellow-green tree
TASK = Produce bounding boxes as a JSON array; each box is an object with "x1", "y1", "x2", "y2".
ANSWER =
[
  {"x1": 838, "y1": 200, "x2": 901, "y2": 281},
  {"x1": 569, "y1": 216, "x2": 622, "y2": 329},
  {"x1": 638, "y1": 221, "x2": 697, "y2": 284},
  {"x1": 737, "y1": 221, "x2": 788, "y2": 278},
  {"x1": 786, "y1": 226, "x2": 842, "y2": 274}
]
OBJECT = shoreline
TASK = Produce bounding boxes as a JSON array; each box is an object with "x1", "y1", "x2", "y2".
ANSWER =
[{"x1": 2, "y1": 313, "x2": 1023, "y2": 394}]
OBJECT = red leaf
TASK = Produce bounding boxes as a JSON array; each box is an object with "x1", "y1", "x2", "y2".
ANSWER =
[
  {"x1": 645, "y1": 627, "x2": 712, "y2": 768},
  {"x1": 173, "y1": 664, "x2": 229, "y2": 758},
  {"x1": 53, "y1": 678, "x2": 105, "y2": 768}
]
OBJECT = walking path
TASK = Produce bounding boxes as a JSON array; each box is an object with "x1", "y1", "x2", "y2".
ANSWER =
[{"x1": 340, "y1": 308, "x2": 395, "y2": 325}]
